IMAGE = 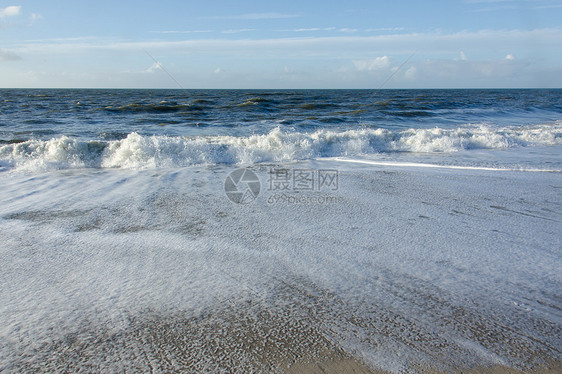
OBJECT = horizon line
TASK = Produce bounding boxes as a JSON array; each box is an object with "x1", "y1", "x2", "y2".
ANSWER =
[{"x1": 1, "y1": 87, "x2": 561, "y2": 90}]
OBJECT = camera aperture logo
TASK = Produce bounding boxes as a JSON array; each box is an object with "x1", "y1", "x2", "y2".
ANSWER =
[{"x1": 224, "y1": 168, "x2": 261, "y2": 204}]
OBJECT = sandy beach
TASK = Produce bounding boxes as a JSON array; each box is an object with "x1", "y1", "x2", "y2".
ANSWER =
[{"x1": 1, "y1": 158, "x2": 560, "y2": 373}]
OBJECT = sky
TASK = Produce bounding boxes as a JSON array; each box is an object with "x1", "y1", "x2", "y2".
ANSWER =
[{"x1": 1, "y1": 0, "x2": 561, "y2": 88}]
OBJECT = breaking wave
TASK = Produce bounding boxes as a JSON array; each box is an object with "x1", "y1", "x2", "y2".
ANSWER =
[{"x1": 1, "y1": 123, "x2": 561, "y2": 171}]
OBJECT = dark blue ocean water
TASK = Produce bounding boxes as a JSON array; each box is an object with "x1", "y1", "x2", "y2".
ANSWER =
[
  {"x1": 0, "y1": 89, "x2": 561, "y2": 170},
  {"x1": 1, "y1": 89, "x2": 560, "y2": 141}
]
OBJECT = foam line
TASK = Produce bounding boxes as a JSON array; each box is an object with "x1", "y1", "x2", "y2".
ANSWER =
[{"x1": 327, "y1": 157, "x2": 562, "y2": 173}]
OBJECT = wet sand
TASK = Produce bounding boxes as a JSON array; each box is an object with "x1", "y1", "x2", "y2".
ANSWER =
[{"x1": 7, "y1": 296, "x2": 560, "y2": 373}]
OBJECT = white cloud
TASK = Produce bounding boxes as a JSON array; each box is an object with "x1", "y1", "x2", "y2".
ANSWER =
[
  {"x1": 404, "y1": 66, "x2": 418, "y2": 80},
  {"x1": 505, "y1": 53, "x2": 515, "y2": 60},
  {"x1": 144, "y1": 62, "x2": 162, "y2": 73},
  {"x1": 353, "y1": 56, "x2": 391, "y2": 71},
  {"x1": 0, "y1": 5, "x2": 21, "y2": 18}
]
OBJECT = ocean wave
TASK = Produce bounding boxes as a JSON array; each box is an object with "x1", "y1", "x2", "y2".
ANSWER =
[
  {"x1": 101, "y1": 102, "x2": 204, "y2": 113},
  {"x1": 1, "y1": 123, "x2": 560, "y2": 171}
]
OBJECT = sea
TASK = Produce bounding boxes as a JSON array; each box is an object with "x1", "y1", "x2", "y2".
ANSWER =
[
  {"x1": 1, "y1": 89, "x2": 561, "y2": 171},
  {"x1": 0, "y1": 89, "x2": 561, "y2": 372}
]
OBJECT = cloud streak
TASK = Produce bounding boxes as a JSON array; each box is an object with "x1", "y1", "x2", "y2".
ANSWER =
[
  {"x1": 465, "y1": 0, "x2": 562, "y2": 12},
  {"x1": 11, "y1": 28, "x2": 560, "y2": 57},
  {"x1": 204, "y1": 12, "x2": 300, "y2": 20},
  {"x1": 154, "y1": 30, "x2": 212, "y2": 34},
  {"x1": 221, "y1": 28, "x2": 255, "y2": 34},
  {"x1": 293, "y1": 27, "x2": 336, "y2": 32}
]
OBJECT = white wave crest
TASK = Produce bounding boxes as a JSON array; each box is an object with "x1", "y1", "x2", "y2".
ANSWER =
[{"x1": 1, "y1": 123, "x2": 561, "y2": 171}]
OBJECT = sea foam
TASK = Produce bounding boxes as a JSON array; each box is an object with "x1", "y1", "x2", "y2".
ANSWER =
[{"x1": 1, "y1": 123, "x2": 560, "y2": 171}]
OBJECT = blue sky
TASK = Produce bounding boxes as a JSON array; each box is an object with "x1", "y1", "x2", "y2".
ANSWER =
[{"x1": 1, "y1": 0, "x2": 561, "y2": 88}]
